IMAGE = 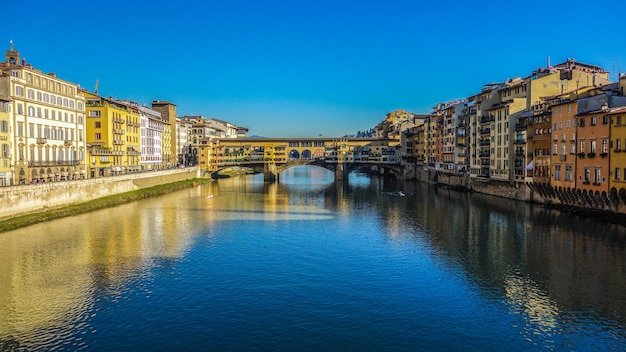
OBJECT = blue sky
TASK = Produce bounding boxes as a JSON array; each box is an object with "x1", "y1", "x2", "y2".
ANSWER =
[{"x1": 3, "y1": 0, "x2": 626, "y2": 137}]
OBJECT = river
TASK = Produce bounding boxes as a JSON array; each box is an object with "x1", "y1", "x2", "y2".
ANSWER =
[{"x1": 1, "y1": 166, "x2": 625, "y2": 351}]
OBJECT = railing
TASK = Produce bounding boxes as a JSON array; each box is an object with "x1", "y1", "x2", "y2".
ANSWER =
[
  {"x1": 36, "y1": 137, "x2": 47, "y2": 144},
  {"x1": 28, "y1": 160, "x2": 81, "y2": 166},
  {"x1": 91, "y1": 148, "x2": 124, "y2": 156}
]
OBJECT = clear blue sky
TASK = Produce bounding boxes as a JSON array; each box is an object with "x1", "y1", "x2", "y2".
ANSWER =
[{"x1": 3, "y1": 0, "x2": 626, "y2": 137}]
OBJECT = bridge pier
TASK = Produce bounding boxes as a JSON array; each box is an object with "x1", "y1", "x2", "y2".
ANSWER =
[
  {"x1": 264, "y1": 162, "x2": 279, "y2": 183},
  {"x1": 335, "y1": 162, "x2": 348, "y2": 181}
]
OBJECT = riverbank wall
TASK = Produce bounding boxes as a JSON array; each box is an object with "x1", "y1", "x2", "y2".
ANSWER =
[
  {"x1": 404, "y1": 167, "x2": 626, "y2": 222},
  {"x1": 0, "y1": 167, "x2": 202, "y2": 220}
]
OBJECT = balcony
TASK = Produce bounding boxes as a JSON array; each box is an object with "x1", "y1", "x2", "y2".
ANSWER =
[
  {"x1": 113, "y1": 140, "x2": 125, "y2": 145},
  {"x1": 64, "y1": 140, "x2": 73, "y2": 147},
  {"x1": 587, "y1": 152, "x2": 596, "y2": 158},
  {"x1": 480, "y1": 128, "x2": 491, "y2": 135},
  {"x1": 577, "y1": 152, "x2": 585, "y2": 158},
  {"x1": 91, "y1": 148, "x2": 124, "y2": 156},
  {"x1": 113, "y1": 128, "x2": 125, "y2": 135},
  {"x1": 600, "y1": 152, "x2": 608, "y2": 158},
  {"x1": 36, "y1": 137, "x2": 47, "y2": 144},
  {"x1": 28, "y1": 160, "x2": 80, "y2": 166}
]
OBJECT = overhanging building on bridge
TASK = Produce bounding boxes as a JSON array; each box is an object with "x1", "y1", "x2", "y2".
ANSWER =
[{"x1": 198, "y1": 137, "x2": 402, "y2": 181}]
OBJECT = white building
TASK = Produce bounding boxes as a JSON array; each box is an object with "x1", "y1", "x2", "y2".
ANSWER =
[{"x1": 139, "y1": 105, "x2": 164, "y2": 170}]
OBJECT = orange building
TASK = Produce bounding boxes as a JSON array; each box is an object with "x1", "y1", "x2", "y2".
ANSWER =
[
  {"x1": 550, "y1": 100, "x2": 578, "y2": 190},
  {"x1": 575, "y1": 101, "x2": 611, "y2": 194}
]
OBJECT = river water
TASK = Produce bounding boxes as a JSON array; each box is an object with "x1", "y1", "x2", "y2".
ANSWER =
[{"x1": 1, "y1": 167, "x2": 625, "y2": 351}]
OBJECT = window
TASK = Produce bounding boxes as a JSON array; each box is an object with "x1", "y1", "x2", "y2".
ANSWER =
[
  {"x1": 594, "y1": 168, "x2": 601, "y2": 185},
  {"x1": 616, "y1": 168, "x2": 621, "y2": 181},
  {"x1": 15, "y1": 86, "x2": 24, "y2": 97},
  {"x1": 617, "y1": 139, "x2": 622, "y2": 151},
  {"x1": 617, "y1": 116, "x2": 623, "y2": 126},
  {"x1": 558, "y1": 121, "x2": 562, "y2": 130},
  {"x1": 555, "y1": 165, "x2": 561, "y2": 181},
  {"x1": 570, "y1": 143, "x2": 576, "y2": 154},
  {"x1": 579, "y1": 140, "x2": 585, "y2": 153},
  {"x1": 567, "y1": 120, "x2": 571, "y2": 129},
  {"x1": 579, "y1": 118, "x2": 585, "y2": 127},
  {"x1": 565, "y1": 165, "x2": 572, "y2": 181},
  {"x1": 95, "y1": 133, "x2": 101, "y2": 140},
  {"x1": 27, "y1": 89, "x2": 34, "y2": 99},
  {"x1": 601, "y1": 139, "x2": 608, "y2": 153},
  {"x1": 95, "y1": 121, "x2": 101, "y2": 128},
  {"x1": 0, "y1": 121, "x2": 8, "y2": 132},
  {"x1": 590, "y1": 139, "x2": 596, "y2": 153},
  {"x1": 1, "y1": 144, "x2": 8, "y2": 158},
  {"x1": 591, "y1": 116, "x2": 597, "y2": 125},
  {"x1": 27, "y1": 106, "x2": 35, "y2": 117},
  {"x1": 584, "y1": 168, "x2": 591, "y2": 182},
  {"x1": 0, "y1": 101, "x2": 8, "y2": 112},
  {"x1": 89, "y1": 110, "x2": 101, "y2": 117}
]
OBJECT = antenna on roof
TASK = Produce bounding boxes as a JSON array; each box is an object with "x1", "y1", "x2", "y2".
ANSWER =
[{"x1": 94, "y1": 79, "x2": 99, "y2": 95}]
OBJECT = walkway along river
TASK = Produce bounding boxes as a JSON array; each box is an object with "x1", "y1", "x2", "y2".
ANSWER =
[{"x1": 0, "y1": 166, "x2": 625, "y2": 351}]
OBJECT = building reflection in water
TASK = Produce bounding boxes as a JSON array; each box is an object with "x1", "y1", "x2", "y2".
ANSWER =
[{"x1": 0, "y1": 168, "x2": 625, "y2": 347}]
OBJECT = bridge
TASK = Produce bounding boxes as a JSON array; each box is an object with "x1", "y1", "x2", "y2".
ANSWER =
[{"x1": 198, "y1": 137, "x2": 403, "y2": 182}]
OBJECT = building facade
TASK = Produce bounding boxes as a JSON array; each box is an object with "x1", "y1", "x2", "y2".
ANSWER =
[
  {"x1": 139, "y1": 105, "x2": 164, "y2": 170},
  {"x1": 83, "y1": 92, "x2": 141, "y2": 177},
  {"x1": 0, "y1": 44, "x2": 87, "y2": 185}
]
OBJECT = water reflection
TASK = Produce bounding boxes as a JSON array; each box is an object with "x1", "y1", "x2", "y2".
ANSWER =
[{"x1": 0, "y1": 166, "x2": 624, "y2": 350}]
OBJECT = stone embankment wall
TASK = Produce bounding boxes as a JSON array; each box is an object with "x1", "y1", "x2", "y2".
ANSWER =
[
  {"x1": 402, "y1": 166, "x2": 625, "y2": 220},
  {"x1": 0, "y1": 167, "x2": 201, "y2": 220}
]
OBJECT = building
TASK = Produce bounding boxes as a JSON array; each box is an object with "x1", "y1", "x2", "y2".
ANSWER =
[
  {"x1": 139, "y1": 105, "x2": 164, "y2": 170},
  {"x1": 609, "y1": 106, "x2": 626, "y2": 202},
  {"x1": 0, "y1": 94, "x2": 10, "y2": 185},
  {"x1": 176, "y1": 117, "x2": 194, "y2": 166},
  {"x1": 574, "y1": 94, "x2": 626, "y2": 193},
  {"x1": 83, "y1": 92, "x2": 141, "y2": 177},
  {"x1": 151, "y1": 100, "x2": 177, "y2": 167},
  {"x1": 0, "y1": 43, "x2": 87, "y2": 184},
  {"x1": 469, "y1": 59, "x2": 611, "y2": 182},
  {"x1": 549, "y1": 99, "x2": 578, "y2": 189}
]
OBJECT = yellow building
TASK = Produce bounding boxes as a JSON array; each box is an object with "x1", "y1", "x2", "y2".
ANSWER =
[
  {"x1": 83, "y1": 92, "x2": 141, "y2": 177},
  {"x1": 0, "y1": 95, "x2": 10, "y2": 185},
  {"x1": 151, "y1": 100, "x2": 177, "y2": 167},
  {"x1": 0, "y1": 43, "x2": 87, "y2": 184}
]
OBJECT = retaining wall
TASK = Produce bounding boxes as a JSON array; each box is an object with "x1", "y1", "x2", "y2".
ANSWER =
[{"x1": 0, "y1": 167, "x2": 201, "y2": 220}]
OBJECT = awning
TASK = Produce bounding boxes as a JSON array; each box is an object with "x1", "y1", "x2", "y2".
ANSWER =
[{"x1": 525, "y1": 160, "x2": 534, "y2": 171}]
